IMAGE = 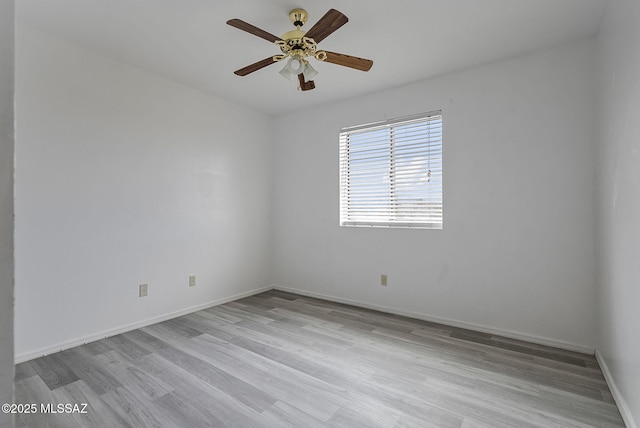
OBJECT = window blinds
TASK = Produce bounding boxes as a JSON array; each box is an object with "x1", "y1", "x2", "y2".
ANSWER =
[{"x1": 339, "y1": 112, "x2": 443, "y2": 228}]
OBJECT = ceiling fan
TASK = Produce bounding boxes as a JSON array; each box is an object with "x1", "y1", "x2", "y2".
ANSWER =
[{"x1": 227, "y1": 8, "x2": 373, "y2": 91}]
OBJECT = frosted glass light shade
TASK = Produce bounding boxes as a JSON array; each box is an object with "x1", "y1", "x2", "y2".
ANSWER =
[
  {"x1": 279, "y1": 57, "x2": 317, "y2": 82},
  {"x1": 303, "y1": 63, "x2": 318, "y2": 80}
]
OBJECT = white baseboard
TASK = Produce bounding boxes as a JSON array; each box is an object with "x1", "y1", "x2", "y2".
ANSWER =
[
  {"x1": 595, "y1": 349, "x2": 638, "y2": 428},
  {"x1": 14, "y1": 285, "x2": 274, "y2": 364},
  {"x1": 273, "y1": 285, "x2": 595, "y2": 355}
]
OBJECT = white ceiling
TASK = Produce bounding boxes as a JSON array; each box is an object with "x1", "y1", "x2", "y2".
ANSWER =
[{"x1": 17, "y1": 0, "x2": 608, "y2": 116}]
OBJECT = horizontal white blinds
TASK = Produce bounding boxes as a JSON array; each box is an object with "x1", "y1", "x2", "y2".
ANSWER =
[{"x1": 339, "y1": 112, "x2": 443, "y2": 228}]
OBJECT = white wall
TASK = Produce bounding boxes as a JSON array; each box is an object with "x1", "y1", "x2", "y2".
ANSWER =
[
  {"x1": 0, "y1": 0, "x2": 15, "y2": 426},
  {"x1": 273, "y1": 38, "x2": 599, "y2": 351},
  {"x1": 14, "y1": 27, "x2": 273, "y2": 361},
  {"x1": 596, "y1": 0, "x2": 640, "y2": 426}
]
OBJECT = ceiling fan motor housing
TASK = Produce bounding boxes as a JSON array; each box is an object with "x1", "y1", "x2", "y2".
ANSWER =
[
  {"x1": 289, "y1": 8, "x2": 308, "y2": 28},
  {"x1": 275, "y1": 27, "x2": 323, "y2": 63}
]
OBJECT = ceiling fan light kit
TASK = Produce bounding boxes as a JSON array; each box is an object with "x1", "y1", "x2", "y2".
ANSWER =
[
  {"x1": 279, "y1": 57, "x2": 318, "y2": 82},
  {"x1": 226, "y1": 8, "x2": 373, "y2": 91}
]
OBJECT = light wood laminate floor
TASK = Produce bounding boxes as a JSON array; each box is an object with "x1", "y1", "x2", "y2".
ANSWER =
[{"x1": 14, "y1": 290, "x2": 625, "y2": 427}]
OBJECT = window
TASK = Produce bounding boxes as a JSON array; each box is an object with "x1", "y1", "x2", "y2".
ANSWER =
[{"x1": 339, "y1": 111, "x2": 443, "y2": 229}]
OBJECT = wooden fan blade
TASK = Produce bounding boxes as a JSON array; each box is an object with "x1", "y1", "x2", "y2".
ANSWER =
[
  {"x1": 298, "y1": 74, "x2": 316, "y2": 91},
  {"x1": 323, "y1": 51, "x2": 373, "y2": 72},
  {"x1": 304, "y1": 9, "x2": 348, "y2": 43},
  {"x1": 234, "y1": 57, "x2": 277, "y2": 76},
  {"x1": 226, "y1": 19, "x2": 281, "y2": 43}
]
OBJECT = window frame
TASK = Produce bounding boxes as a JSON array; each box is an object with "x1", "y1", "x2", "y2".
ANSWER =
[{"x1": 339, "y1": 111, "x2": 443, "y2": 229}]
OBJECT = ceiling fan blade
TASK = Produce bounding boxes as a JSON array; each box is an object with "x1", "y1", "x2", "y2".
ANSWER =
[
  {"x1": 323, "y1": 51, "x2": 373, "y2": 72},
  {"x1": 226, "y1": 19, "x2": 281, "y2": 43},
  {"x1": 304, "y1": 9, "x2": 348, "y2": 43},
  {"x1": 298, "y1": 74, "x2": 316, "y2": 91},
  {"x1": 234, "y1": 57, "x2": 277, "y2": 76}
]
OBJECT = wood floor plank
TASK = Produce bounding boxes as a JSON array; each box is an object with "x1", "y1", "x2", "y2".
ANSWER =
[
  {"x1": 260, "y1": 400, "x2": 326, "y2": 428},
  {"x1": 137, "y1": 353, "x2": 276, "y2": 428},
  {"x1": 14, "y1": 290, "x2": 625, "y2": 427},
  {"x1": 57, "y1": 347, "x2": 123, "y2": 396},
  {"x1": 93, "y1": 350, "x2": 174, "y2": 401},
  {"x1": 14, "y1": 375, "x2": 73, "y2": 428},
  {"x1": 132, "y1": 327, "x2": 278, "y2": 414},
  {"x1": 100, "y1": 334, "x2": 152, "y2": 360},
  {"x1": 52, "y1": 380, "x2": 130, "y2": 428},
  {"x1": 27, "y1": 353, "x2": 80, "y2": 391},
  {"x1": 13, "y1": 360, "x2": 37, "y2": 383},
  {"x1": 189, "y1": 334, "x2": 345, "y2": 422},
  {"x1": 100, "y1": 386, "x2": 168, "y2": 427}
]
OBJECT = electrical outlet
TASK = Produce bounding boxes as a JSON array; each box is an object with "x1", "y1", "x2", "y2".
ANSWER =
[
  {"x1": 381, "y1": 274, "x2": 388, "y2": 286},
  {"x1": 189, "y1": 275, "x2": 196, "y2": 287},
  {"x1": 139, "y1": 283, "x2": 148, "y2": 297}
]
